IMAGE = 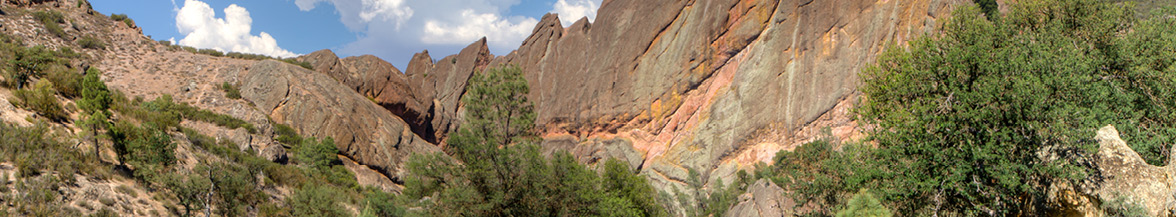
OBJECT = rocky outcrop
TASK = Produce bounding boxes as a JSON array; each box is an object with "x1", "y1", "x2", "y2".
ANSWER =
[
  {"x1": 1051, "y1": 125, "x2": 1176, "y2": 217},
  {"x1": 494, "y1": 0, "x2": 967, "y2": 210},
  {"x1": 306, "y1": 0, "x2": 969, "y2": 211},
  {"x1": 240, "y1": 60, "x2": 440, "y2": 180},
  {"x1": 725, "y1": 179, "x2": 795, "y2": 217},
  {"x1": 299, "y1": 38, "x2": 493, "y2": 144}
]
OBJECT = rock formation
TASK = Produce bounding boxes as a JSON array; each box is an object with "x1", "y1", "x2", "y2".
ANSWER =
[
  {"x1": 1050, "y1": 125, "x2": 1176, "y2": 217},
  {"x1": 240, "y1": 60, "x2": 440, "y2": 180}
]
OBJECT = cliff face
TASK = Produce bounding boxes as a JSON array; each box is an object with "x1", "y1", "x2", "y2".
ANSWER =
[
  {"x1": 503, "y1": 0, "x2": 967, "y2": 211},
  {"x1": 299, "y1": 0, "x2": 970, "y2": 210}
]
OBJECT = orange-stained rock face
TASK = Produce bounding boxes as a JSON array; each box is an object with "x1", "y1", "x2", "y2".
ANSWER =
[{"x1": 308, "y1": 0, "x2": 968, "y2": 213}]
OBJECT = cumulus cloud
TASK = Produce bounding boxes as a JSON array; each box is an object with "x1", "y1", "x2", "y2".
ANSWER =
[
  {"x1": 551, "y1": 0, "x2": 602, "y2": 26},
  {"x1": 421, "y1": 10, "x2": 537, "y2": 48},
  {"x1": 294, "y1": 0, "x2": 413, "y2": 30},
  {"x1": 297, "y1": 0, "x2": 539, "y2": 66},
  {"x1": 175, "y1": 0, "x2": 297, "y2": 58}
]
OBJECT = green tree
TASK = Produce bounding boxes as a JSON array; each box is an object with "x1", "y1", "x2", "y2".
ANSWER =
[
  {"x1": 78, "y1": 68, "x2": 112, "y2": 159},
  {"x1": 851, "y1": 0, "x2": 1175, "y2": 215},
  {"x1": 296, "y1": 137, "x2": 339, "y2": 170},
  {"x1": 7, "y1": 45, "x2": 58, "y2": 89},
  {"x1": 403, "y1": 65, "x2": 666, "y2": 216},
  {"x1": 163, "y1": 168, "x2": 212, "y2": 217}
]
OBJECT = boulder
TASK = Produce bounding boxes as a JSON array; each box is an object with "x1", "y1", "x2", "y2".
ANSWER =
[
  {"x1": 1065, "y1": 125, "x2": 1176, "y2": 217},
  {"x1": 725, "y1": 179, "x2": 795, "y2": 217}
]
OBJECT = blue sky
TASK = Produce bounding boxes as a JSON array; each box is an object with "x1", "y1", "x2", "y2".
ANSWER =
[{"x1": 89, "y1": 0, "x2": 602, "y2": 68}]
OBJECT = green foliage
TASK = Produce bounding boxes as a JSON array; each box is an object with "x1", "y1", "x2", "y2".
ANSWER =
[
  {"x1": 823, "y1": 0, "x2": 1176, "y2": 215},
  {"x1": 273, "y1": 122, "x2": 303, "y2": 145},
  {"x1": 404, "y1": 65, "x2": 665, "y2": 216},
  {"x1": 87, "y1": 208, "x2": 119, "y2": 217},
  {"x1": 79, "y1": 68, "x2": 112, "y2": 114},
  {"x1": 1100, "y1": 195, "x2": 1149, "y2": 217},
  {"x1": 44, "y1": 66, "x2": 81, "y2": 98},
  {"x1": 289, "y1": 184, "x2": 349, "y2": 217},
  {"x1": 220, "y1": 81, "x2": 241, "y2": 99},
  {"x1": 110, "y1": 13, "x2": 134, "y2": 28},
  {"x1": 33, "y1": 11, "x2": 67, "y2": 39},
  {"x1": 280, "y1": 58, "x2": 314, "y2": 70},
  {"x1": 10, "y1": 175, "x2": 79, "y2": 216},
  {"x1": 360, "y1": 187, "x2": 404, "y2": 217},
  {"x1": 836, "y1": 189, "x2": 893, "y2": 217},
  {"x1": 973, "y1": 0, "x2": 999, "y2": 20},
  {"x1": 209, "y1": 162, "x2": 264, "y2": 216},
  {"x1": 196, "y1": 48, "x2": 224, "y2": 57},
  {"x1": 296, "y1": 137, "x2": 339, "y2": 170},
  {"x1": 672, "y1": 167, "x2": 748, "y2": 217},
  {"x1": 0, "y1": 122, "x2": 100, "y2": 178},
  {"x1": 7, "y1": 45, "x2": 61, "y2": 89},
  {"x1": 13, "y1": 80, "x2": 68, "y2": 122},
  {"x1": 78, "y1": 36, "x2": 106, "y2": 50},
  {"x1": 116, "y1": 94, "x2": 256, "y2": 133},
  {"x1": 162, "y1": 171, "x2": 211, "y2": 217},
  {"x1": 109, "y1": 120, "x2": 176, "y2": 181},
  {"x1": 448, "y1": 65, "x2": 536, "y2": 159}
]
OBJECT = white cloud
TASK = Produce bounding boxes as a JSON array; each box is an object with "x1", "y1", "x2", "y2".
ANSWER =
[
  {"x1": 296, "y1": 0, "x2": 535, "y2": 64},
  {"x1": 175, "y1": 0, "x2": 298, "y2": 58},
  {"x1": 295, "y1": 0, "x2": 413, "y2": 30},
  {"x1": 421, "y1": 9, "x2": 537, "y2": 48},
  {"x1": 551, "y1": 0, "x2": 601, "y2": 26}
]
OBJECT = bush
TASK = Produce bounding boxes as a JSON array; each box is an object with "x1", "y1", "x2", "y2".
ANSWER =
[
  {"x1": 220, "y1": 81, "x2": 241, "y2": 99},
  {"x1": 78, "y1": 36, "x2": 106, "y2": 50},
  {"x1": 33, "y1": 11, "x2": 67, "y2": 39},
  {"x1": 7, "y1": 45, "x2": 61, "y2": 89},
  {"x1": 110, "y1": 13, "x2": 134, "y2": 28},
  {"x1": 835, "y1": 189, "x2": 893, "y2": 217},
  {"x1": 296, "y1": 138, "x2": 339, "y2": 170},
  {"x1": 839, "y1": 0, "x2": 1176, "y2": 215},
  {"x1": 273, "y1": 122, "x2": 303, "y2": 146},
  {"x1": 14, "y1": 80, "x2": 68, "y2": 122},
  {"x1": 289, "y1": 184, "x2": 348, "y2": 217},
  {"x1": 196, "y1": 48, "x2": 224, "y2": 57},
  {"x1": 1101, "y1": 195, "x2": 1149, "y2": 217},
  {"x1": 0, "y1": 122, "x2": 99, "y2": 178},
  {"x1": 45, "y1": 66, "x2": 82, "y2": 98}
]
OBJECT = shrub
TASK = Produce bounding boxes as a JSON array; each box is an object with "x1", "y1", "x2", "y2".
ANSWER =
[
  {"x1": 14, "y1": 80, "x2": 68, "y2": 122},
  {"x1": 289, "y1": 184, "x2": 348, "y2": 217},
  {"x1": 196, "y1": 48, "x2": 224, "y2": 57},
  {"x1": 78, "y1": 36, "x2": 106, "y2": 50},
  {"x1": 360, "y1": 187, "x2": 403, "y2": 217},
  {"x1": 110, "y1": 13, "x2": 134, "y2": 28},
  {"x1": 45, "y1": 66, "x2": 82, "y2": 98},
  {"x1": 836, "y1": 189, "x2": 893, "y2": 217},
  {"x1": 296, "y1": 138, "x2": 339, "y2": 170},
  {"x1": 1101, "y1": 195, "x2": 1149, "y2": 217},
  {"x1": 33, "y1": 11, "x2": 67, "y2": 39},
  {"x1": 115, "y1": 184, "x2": 137, "y2": 197},
  {"x1": 280, "y1": 58, "x2": 314, "y2": 70},
  {"x1": 273, "y1": 122, "x2": 303, "y2": 146},
  {"x1": 220, "y1": 81, "x2": 241, "y2": 99},
  {"x1": 7, "y1": 45, "x2": 61, "y2": 89},
  {"x1": 840, "y1": 0, "x2": 1176, "y2": 215},
  {"x1": 87, "y1": 208, "x2": 119, "y2": 217}
]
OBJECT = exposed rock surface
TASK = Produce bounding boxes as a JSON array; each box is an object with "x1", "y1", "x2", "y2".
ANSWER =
[
  {"x1": 241, "y1": 60, "x2": 441, "y2": 179},
  {"x1": 312, "y1": 0, "x2": 968, "y2": 212},
  {"x1": 725, "y1": 179, "x2": 795, "y2": 217},
  {"x1": 1052, "y1": 125, "x2": 1176, "y2": 217}
]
